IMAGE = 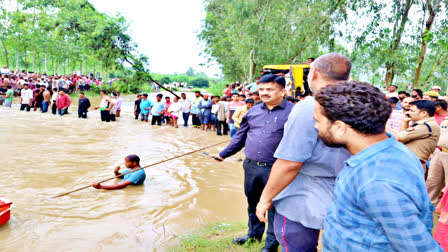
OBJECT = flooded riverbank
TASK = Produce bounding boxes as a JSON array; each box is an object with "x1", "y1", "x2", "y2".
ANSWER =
[{"x1": 0, "y1": 93, "x2": 247, "y2": 251}]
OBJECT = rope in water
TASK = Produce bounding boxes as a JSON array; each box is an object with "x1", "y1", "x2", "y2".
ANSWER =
[{"x1": 51, "y1": 140, "x2": 230, "y2": 198}]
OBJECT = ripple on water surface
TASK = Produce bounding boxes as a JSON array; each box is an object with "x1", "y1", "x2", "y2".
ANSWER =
[{"x1": 0, "y1": 96, "x2": 246, "y2": 251}]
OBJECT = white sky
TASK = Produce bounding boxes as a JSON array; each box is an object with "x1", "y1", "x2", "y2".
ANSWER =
[{"x1": 88, "y1": 0, "x2": 222, "y2": 78}]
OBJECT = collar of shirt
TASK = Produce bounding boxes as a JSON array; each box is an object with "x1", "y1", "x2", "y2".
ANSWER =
[
  {"x1": 345, "y1": 133, "x2": 395, "y2": 168},
  {"x1": 414, "y1": 117, "x2": 436, "y2": 125},
  {"x1": 259, "y1": 99, "x2": 289, "y2": 111}
]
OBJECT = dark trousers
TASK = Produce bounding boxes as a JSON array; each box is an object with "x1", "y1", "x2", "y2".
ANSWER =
[
  {"x1": 217, "y1": 120, "x2": 228, "y2": 135},
  {"x1": 20, "y1": 104, "x2": 30, "y2": 112},
  {"x1": 182, "y1": 112, "x2": 190, "y2": 126},
  {"x1": 78, "y1": 110, "x2": 87, "y2": 118},
  {"x1": 100, "y1": 110, "x2": 110, "y2": 122},
  {"x1": 135, "y1": 111, "x2": 141, "y2": 120},
  {"x1": 192, "y1": 114, "x2": 201, "y2": 126},
  {"x1": 243, "y1": 159, "x2": 279, "y2": 250},
  {"x1": 51, "y1": 103, "x2": 57, "y2": 115},
  {"x1": 151, "y1": 115, "x2": 162, "y2": 126},
  {"x1": 110, "y1": 114, "x2": 116, "y2": 121},
  {"x1": 274, "y1": 212, "x2": 320, "y2": 252}
]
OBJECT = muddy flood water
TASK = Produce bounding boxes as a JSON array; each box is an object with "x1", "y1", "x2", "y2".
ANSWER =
[{"x1": 0, "y1": 92, "x2": 247, "y2": 251}]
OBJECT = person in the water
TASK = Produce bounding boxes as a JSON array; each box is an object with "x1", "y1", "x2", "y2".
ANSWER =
[{"x1": 92, "y1": 154, "x2": 146, "y2": 190}]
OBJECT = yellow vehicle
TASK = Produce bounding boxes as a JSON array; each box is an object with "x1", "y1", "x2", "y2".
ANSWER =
[{"x1": 261, "y1": 64, "x2": 311, "y2": 97}]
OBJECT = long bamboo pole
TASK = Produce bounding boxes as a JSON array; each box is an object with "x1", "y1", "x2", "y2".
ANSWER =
[{"x1": 51, "y1": 140, "x2": 230, "y2": 198}]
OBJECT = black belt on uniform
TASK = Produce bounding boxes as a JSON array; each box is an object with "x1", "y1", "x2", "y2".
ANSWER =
[{"x1": 246, "y1": 158, "x2": 274, "y2": 167}]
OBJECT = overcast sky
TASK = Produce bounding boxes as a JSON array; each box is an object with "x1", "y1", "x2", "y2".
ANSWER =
[{"x1": 89, "y1": 0, "x2": 222, "y2": 77}]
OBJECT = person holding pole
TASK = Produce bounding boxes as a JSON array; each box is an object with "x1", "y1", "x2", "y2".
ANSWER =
[{"x1": 92, "y1": 154, "x2": 146, "y2": 190}]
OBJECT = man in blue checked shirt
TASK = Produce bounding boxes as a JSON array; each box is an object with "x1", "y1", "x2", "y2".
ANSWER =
[{"x1": 314, "y1": 82, "x2": 441, "y2": 251}]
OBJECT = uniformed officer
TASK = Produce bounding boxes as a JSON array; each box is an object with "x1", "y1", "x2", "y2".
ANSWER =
[
  {"x1": 426, "y1": 117, "x2": 448, "y2": 204},
  {"x1": 397, "y1": 100, "x2": 440, "y2": 175}
]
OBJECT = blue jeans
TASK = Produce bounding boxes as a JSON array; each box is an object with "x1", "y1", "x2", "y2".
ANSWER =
[
  {"x1": 211, "y1": 113, "x2": 217, "y2": 125},
  {"x1": 58, "y1": 108, "x2": 67, "y2": 116},
  {"x1": 274, "y1": 212, "x2": 320, "y2": 252},
  {"x1": 229, "y1": 123, "x2": 237, "y2": 138},
  {"x1": 182, "y1": 112, "x2": 190, "y2": 126},
  {"x1": 42, "y1": 102, "x2": 49, "y2": 113}
]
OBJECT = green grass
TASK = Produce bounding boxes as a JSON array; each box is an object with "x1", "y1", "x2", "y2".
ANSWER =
[{"x1": 170, "y1": 222, "x2": 266, "y2": 252}]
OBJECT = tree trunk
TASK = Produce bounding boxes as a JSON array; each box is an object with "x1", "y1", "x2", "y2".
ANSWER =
[
  {"x1": 384, "y1": 0, "x2": 413, "y2": 87},
  {"x1": 248, "y1": 48, "x2": 256, "y2": 82},
  {"x1": 15, "y1": 34, "x2": 20, "y2": 71},
  {"x1": 412, "y1": 0, "x2": 442, "y2": 89},
  {"x1": 32, "y1": 49, "x2": 36, "y2": 72},
  {"x1": 44, "y1": 49, "x2": 48, "y2": 74},
  {"x1": 0, "y1": 39, "x2": 9, "y2": 67}
]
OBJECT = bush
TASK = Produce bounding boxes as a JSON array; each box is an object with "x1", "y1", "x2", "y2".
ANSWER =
[{"x1": 191, "y1": 77, "x2": 210, "y2": 88}]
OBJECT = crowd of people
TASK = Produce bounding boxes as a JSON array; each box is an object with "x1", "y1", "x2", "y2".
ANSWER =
[{"x1": 2, "y1": 54, "x2": 448, "y2": 251}]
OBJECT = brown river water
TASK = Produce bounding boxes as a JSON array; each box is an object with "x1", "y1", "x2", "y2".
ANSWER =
[{"x1": 0, "y1": 92, "x2": 247, "y2": 251}]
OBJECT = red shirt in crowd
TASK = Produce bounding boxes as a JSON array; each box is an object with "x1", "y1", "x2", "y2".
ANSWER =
[{"x1": 57, "y1": 94, "x2": 71, "y2": 109}]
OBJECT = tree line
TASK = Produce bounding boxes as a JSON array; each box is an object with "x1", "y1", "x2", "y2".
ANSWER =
[
  {"x1": 0, "y1": 0, "x2": 149, "y2": 82},
  {"x1": 199, "y1": 0, "x2": 448, "y2": 92}
]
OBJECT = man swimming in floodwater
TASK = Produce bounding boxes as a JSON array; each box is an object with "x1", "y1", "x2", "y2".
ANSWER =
[{"x1": 92, "y1": 154, "x2": 146, "y2": 190}]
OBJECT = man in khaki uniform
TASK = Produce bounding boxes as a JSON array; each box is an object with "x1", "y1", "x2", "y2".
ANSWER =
[
  {"x1": 397, "y1": 100, "x2": 440, "y2": 174},
  {"x1": 426, "y1": 117, "x2": 448, "y2": 204}
]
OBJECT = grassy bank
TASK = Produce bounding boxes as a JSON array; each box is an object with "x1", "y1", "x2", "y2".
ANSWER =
[{"x1": 171, "y1": 222, "x2": 265, "y2": 252}]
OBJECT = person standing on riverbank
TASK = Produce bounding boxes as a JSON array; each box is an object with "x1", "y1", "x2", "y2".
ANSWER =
[
  {"x1": 20, "y1": 83, "x2": 33, "y2": 112},
  {"x1": 227, "y1": 93, "x2": 245, "y2": 137},
  {"x1": 56, "y1": 89, "x2": 71, "y2": 116},
  {"x1": 180, "y1": 93, "x2": 191, "y2": 127},
  {"x1": 168, "y1": 96, "x2": 181, "y2": 128},
  {"x1": 315, "y1": 82, "x2": 441, "y2": 251},
  {"x1": 191, "y1": 91, "x2": 202, "y2": 128},
  {"x1": 78, "y1": 92, "x2": 91, "y2": 119},
  {"x1": 150, "y1": 94, "x2": 166, "y2": 126},
  {"x1": 199, "y1": 94, "x2": 212, "y2": 131},
  {"x1": 34, "y1": 85, "x2": 45, "y2": 111},
  {"x1": 212, "y1": 74, "x2": 293, "y2": 252},
  {"x1": 256, "y1": 53, "x2": 352, "y2": 251}
]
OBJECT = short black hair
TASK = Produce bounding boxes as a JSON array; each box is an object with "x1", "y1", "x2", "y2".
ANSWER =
[
  {"x1": 252, "y1": 91, "x2": 259, "y2": 96},
  {"x1": 231, "y1": 93, "x2": 239, "y2": 96},
  {"x1": 391, "y1": 85, "x2": 398, "y2": 88},
  {"x1": 398, "y1": 91, "x2": 407, "y2": 95},
  {"x1": 125, "y1": 154, "x2": 140, "y2": 165},
  {"x1": 410, "y1": 100, "x2": 436, "y2": 117},
  {"x1": 6, "y1": 85, "x2": 11, "y2": 89},
  {"x1": 79, "y1": 92, "x2": 85, "y2": 95},
  {"x1": 308, "y1": 57, "x2": 315, "y2": 61},
  {"x1": 181, "y1": 93, "x2": 186, "y2": 95},
  {"x1": 413, "y1": 89, "x2": 423, "y2": 97},
  {"x1": 53, "y1": 88, "x2": 57, "y2": 91},
  {"x1": 165, "y1": 96, "x2": 170, "y2": 99},
  {"x1": 246, "y1": 99, "x2": 254, "y2": 104},
  {"x1": 195, "y1": 91, "x2": 201, "y2": 94},
  {"x1": 143, "y1": 94, "x2": 148, "y2": 98},
  {"x1": 435, "y1": 99, "x2": 447, "y2": 111},
  {"x1": 388, "y1": 97, "x2": 399, "y2": 104},
  {"x1": 101, "y1": 89, "x2": 107, "y2": 94},
  {"x1": 213, "y1": 95, "x2": 220, "y2": 99},
  {"x1": 156, "y1": 94, "x2": 163, "y2": 98},
  {"x1": 315, "y1": 81, "x2": 391, "y2": 135},
  {"x1": 259, "y1": 74, "x2": 286, "y2": 87},
  {"x1": 286, "y1": 96, "x2": 298, "y2": 103},
  {"x1": 239, "y1": 94, "x2": 246, "y2": 99}
]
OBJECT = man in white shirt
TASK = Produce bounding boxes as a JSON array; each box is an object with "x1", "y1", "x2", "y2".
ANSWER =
[
  {"x1": 168, "y1": 96, "x2": 182, "y2": 128},
  {"x1": 20, "y1": 83, "x2": 33, "y2": 111},
  {"x1": 180, "y1": 93, "x2": 192, "y2": 127},
  {"x1": 385, "y1": 85, "x2": 399, "y2": 99}
]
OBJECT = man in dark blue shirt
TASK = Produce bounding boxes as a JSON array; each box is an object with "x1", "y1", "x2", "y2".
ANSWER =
[{"x1": 212, "y1": 74, "x2": 294, "y2": 252}]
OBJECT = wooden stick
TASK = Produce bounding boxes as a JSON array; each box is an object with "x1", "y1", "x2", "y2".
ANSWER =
[{"x1": 51, "y1": 140, "x2": 230, "y2": 198}]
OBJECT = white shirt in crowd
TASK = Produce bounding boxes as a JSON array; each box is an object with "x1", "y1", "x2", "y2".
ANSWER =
[
  {"x1": 180, "y1": 98, "x2": 191, "y2": 113},
  {"x1": 20, "y1": 89, "x2": 33, "y2": 104},
  {"x1": 211, "y1": 103, "x2": 219, "y2": 114},
  {"x1": 168, "y1": 101, "x2": 181, "y2": 117},
  {"x1": 51, "y1": 92, "x2": 58, "y2": 102}
]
